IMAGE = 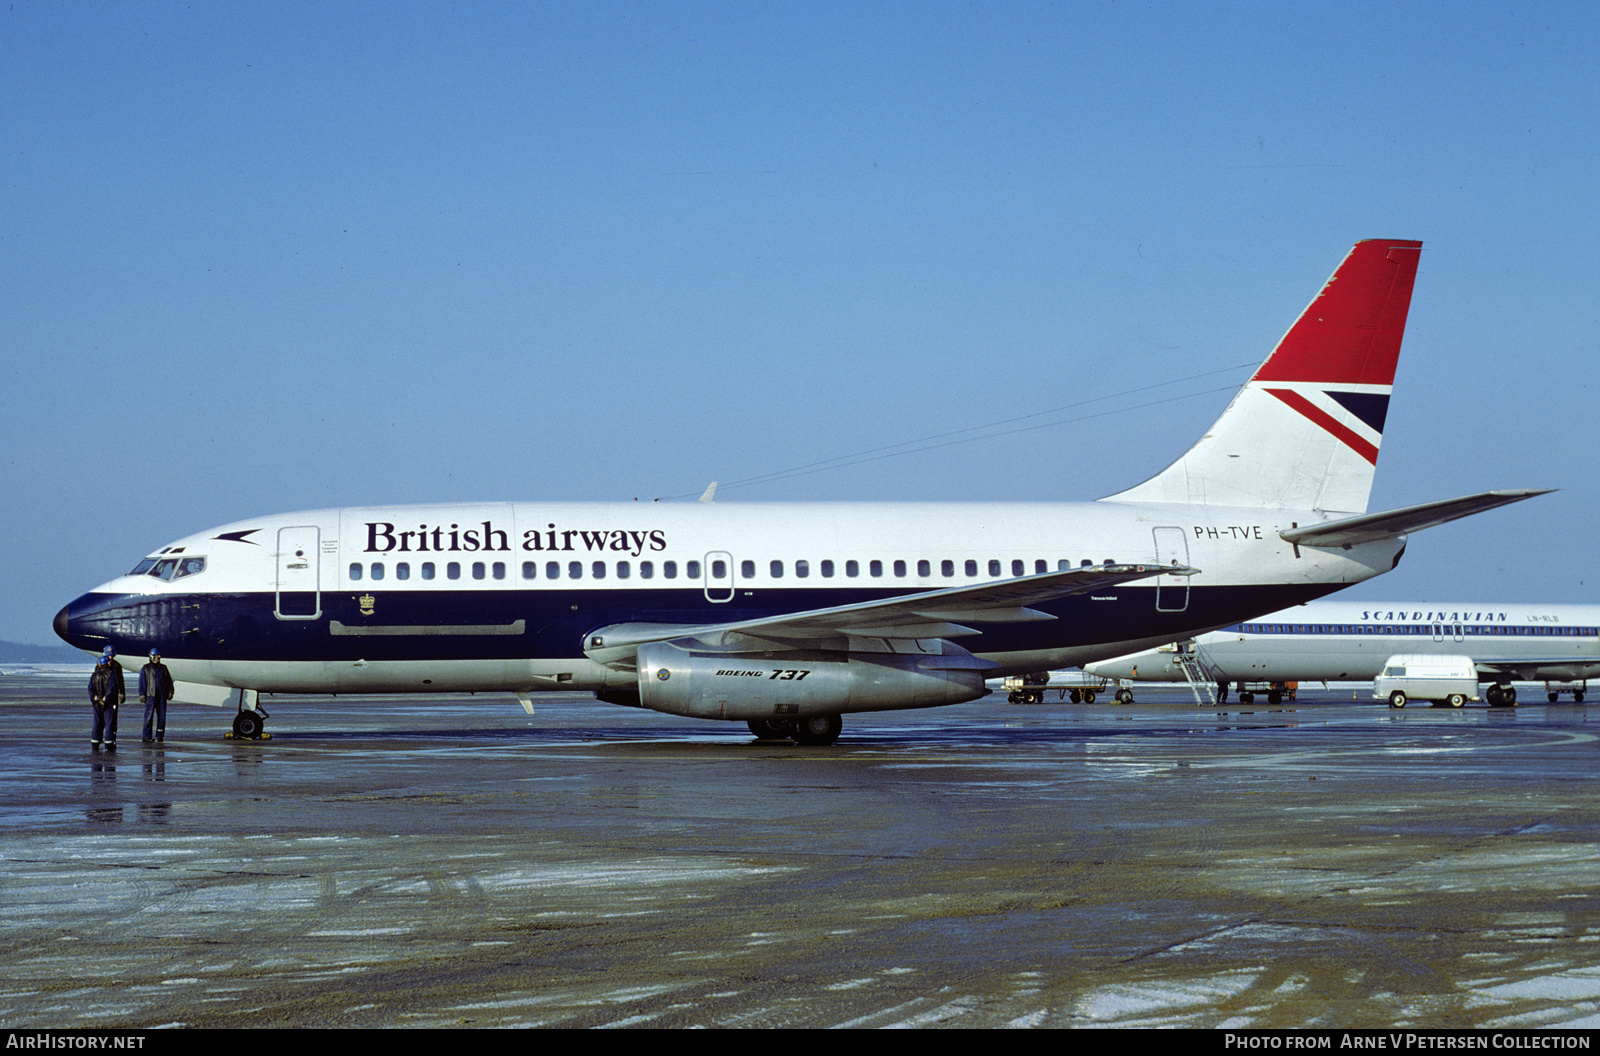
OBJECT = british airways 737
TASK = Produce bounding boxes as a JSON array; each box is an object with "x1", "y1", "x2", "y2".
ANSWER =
[{"x1": 54, "y1": 240, "x2": 1547, "y2": 743}]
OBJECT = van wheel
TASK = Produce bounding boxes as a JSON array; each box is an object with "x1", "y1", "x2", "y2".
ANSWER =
[
  {"x1": 1389, "y1": 691, "x2": 1407, "y2": 709},
  {"x1": 1447, "y1": 694, "x2": 1465, "y2": 708}
]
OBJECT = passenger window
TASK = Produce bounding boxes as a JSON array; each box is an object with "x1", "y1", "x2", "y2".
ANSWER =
[
  {"x1": 664, "y1": 561, "x2": 678, "y2": 579},
  {"x1": 568, "y1": 561, "x2": 582, "y2": 579},
  {"x1": 493, "y1": 562, "x2": 506, "y2": 580},
  {"x1": 941, "y1": 560, "x2": 955, "y2": 577},
  {"x1": 821, "y1": 560, "x2": 834, "y2": 578},
  {"x1": 918, "y1": 560, "x2": 931, "y2": 577},
  {"x1": 396, "y1": 562, "x2": 410, "y2": 580},
  {"x1": 522, "y1": 561, "x2": 537, "y2": 579},
  {"x1": 846, "y1": 560, "x2": 859, "y2": 578},
  {"x1": 592, "y1": 561, "x2": 605, "y2": 579},
  {"x1": 1059, "y1": 560, "x2": 1071, "y2": 571},
  {"x1": 987, "y1": 559, "x2": 999, "y2": 577},
  {"x1": 617, "y1": 561, "x2": 630, "y2": 579},
  {"x1": 447, "y1": 562, "x2": 460, "y2": 580},
  {"x1": 796, "y1": 560, "x2": 809, "y2": 578},
  {"x1": 422, "y1": 562, "x2": 436, "y2": 580},
  {"x1": 349, "y1": 563, "x2": 363, "y2": 582},
  {"x1": 371, "y1": 562, "x2": 385, "y2": 581},
  {"x1": 1036, "y1": 560, "x2": 1048, "y2": 574},
  {"x1": 546, "y1": 561, "x2": 560, "y2": 579},
  {"x1": 741, "y1": 560, "x2": 755, "y2": 578},
  {"x1": 967, "y1": 560, "x2": 980, "y2": 577},
  {"x1": 687, "y1": 561, "x2": 701, "y2": 578},
  {"x1": 869, "y1": 560, "x2": 882, "y2": 577},
  {"x1": 1012, "y1": 559, "x2": 1024, "y2": 576},
  {"x1": 473, "y1": 562, "x2": 486, "y2": 580},
  {"x1": 771, "y1": 560, "x2": 784, "y2": 578},
  {"x1": 640, "y1": 561, "x2": 654, "y2": 579},
  {"x1": 894, "y1": 560, "x2": 907, "y2": 578},
  {"x1": 710, "y1": 560, "x2": 724, "y2": 578}
]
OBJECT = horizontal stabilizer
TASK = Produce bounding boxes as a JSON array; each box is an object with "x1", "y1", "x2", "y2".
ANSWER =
[{"x1": 1278, "y1": 489, "x2": 1552, "y2": 547}]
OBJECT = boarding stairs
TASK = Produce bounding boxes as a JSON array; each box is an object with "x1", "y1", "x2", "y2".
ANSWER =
[{"x1": 1171, "y1": 642, "x2": 1217, "y2": 706}]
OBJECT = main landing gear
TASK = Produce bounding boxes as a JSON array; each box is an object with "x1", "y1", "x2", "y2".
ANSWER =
[
  {"x1": 747, "y1": 715, "x2": 844, "y2": 746},
  {"x1": 1485, "y1": 684, "x2": 1518, "y2": 708}
]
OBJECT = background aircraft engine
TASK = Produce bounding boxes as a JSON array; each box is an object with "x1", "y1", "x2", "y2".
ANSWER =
[{"x1": 634, "y1": 640, "x2": 990, "y2": 720}]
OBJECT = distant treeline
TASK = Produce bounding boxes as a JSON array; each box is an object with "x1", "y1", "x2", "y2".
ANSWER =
[{"x1": 0, "y1": 640, "x2": 87, "y2": 663}]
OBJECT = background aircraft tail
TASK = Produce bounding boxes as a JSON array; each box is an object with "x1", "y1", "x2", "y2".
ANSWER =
[{"x1": 1103, "y1": 239, "x2": 1423, "y2": 513}]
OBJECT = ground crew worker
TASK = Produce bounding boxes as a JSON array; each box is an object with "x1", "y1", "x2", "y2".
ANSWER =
[
  {"x1": 140, "y1": 649, "x2": 175, "y2": 742},
  {"x1": 90, "y1": 647, "x2": 124, "y2": 749}
]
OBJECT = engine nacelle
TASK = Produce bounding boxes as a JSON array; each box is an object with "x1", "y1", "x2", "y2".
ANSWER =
[{"x1": 634, "y1": 640, "x2": 990, "y2": 720}]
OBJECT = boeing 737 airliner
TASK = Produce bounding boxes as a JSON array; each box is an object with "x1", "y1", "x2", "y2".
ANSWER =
[{"x1": 55, "y1": 240, "x2": 1548, "y2": 743}]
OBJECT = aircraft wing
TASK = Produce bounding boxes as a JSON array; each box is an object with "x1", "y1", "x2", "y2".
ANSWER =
[
  {"x1": 1278, "y1": 489, "x2": 1552, "y2": 548},
  {"x1": 583, "y1": 563, "x2": 1194, "y2": 666},
  {"x1": 1471, "y1": 657, "x2": 1600, "y2": 682}
]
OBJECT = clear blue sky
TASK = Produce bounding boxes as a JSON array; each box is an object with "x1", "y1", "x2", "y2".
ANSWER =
[{"x1": 4, "y1": 1, "x2": 1596, "y2": 645}]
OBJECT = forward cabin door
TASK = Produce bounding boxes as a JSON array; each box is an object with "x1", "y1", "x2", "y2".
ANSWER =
[
  {"x1": 276, "y1": 525, "x2": 322, "y2": 619},
  {"x1": 1153, "y1": 527, "x2": 1190, "y2": 612}
]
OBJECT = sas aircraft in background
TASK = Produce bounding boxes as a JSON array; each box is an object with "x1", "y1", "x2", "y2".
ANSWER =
[
  {"x1": 55, "y1": 240, "x2": 1549, "y2": 744},
  {"x1": 1085, "y1": 602, "x2": 1599, "y2": 706}
]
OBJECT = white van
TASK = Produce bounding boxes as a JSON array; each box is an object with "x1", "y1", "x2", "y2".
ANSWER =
[{"x1": 1374, "y1": 654, "x2": 1480, "y2": 708}]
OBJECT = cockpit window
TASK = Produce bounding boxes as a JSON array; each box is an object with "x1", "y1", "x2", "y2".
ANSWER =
[
  {"x1": 146, "y1": 556, "x2": 206, "y2": 581},
  {"x1": 129, "y1": 558, "x2": 159, "y2": 576}
]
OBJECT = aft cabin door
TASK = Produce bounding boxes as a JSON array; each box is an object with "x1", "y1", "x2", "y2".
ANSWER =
[
  {"x1": 276, "y1": 526, "x2": 321, "y2": 619},
  {"x1": 1153, "y1": 527, "x2": 1189, "y2": 612}
]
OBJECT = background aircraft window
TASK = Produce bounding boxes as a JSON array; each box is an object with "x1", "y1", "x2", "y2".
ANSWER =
[
  {"x1": 1038, "y1": 560, "x2": 1050, "y2": 574},
  {"x1": 687, "y1": 561, "x2": 701, "y2": 578},
  {"x1": 894, "y1": 560, "x2": 907, "y2": 577},
  {"x1": 396, "y1": 562, "x2": 410, "y2": 580},
  {"x1": 371, "y1": 562, "x2": 385, "y2": 581},
  {"x1": 640, "y1": 561, "x2": 654, "y2": 579},
  {"x1": 741, "y1": 560, "x2": 755, "y2": 578},
  {"x1": 546, "y1": 561, "x2": 561, "y2": 579},
  {"x1": 592, "y1": 561, "x2": 606, "y2": 579},
  {"x1": 1079, "y1": 559, "x2": 1092, "y2": 567},
  {"x1": 870, "y1": 560, "x2": 883, "y2": 577},
  {"x1": 568, "y1": 561, "x2": 582, "y2": 579},
  {"x1": 988, "y1": 559, "x2": 1000, "y2": 577},
  {"x1": 422, "y1": 562, "x2": 435, "y2": 580},
  {"x1": 967, "y1": 560, "x2": 979, "y2": 577},
  {"x1": 130, "y1": 558, "x2": 158, "y2": 576},
  {"x1": 616, "y1": 561, "x2": 630, "y2": 579},
  {"x1": 770, "y1": 560, "x2": 783, "y2": 578},
  {"x1": 522, "y1": 561, "x2": 537, "y2": 579},
  {"x1": 940, "y1": 560, "x2": 954, "y2": 577},
  {"x1": 349, "y1": 563, "x2": 363, "y2": 581},
  {"x1": 1011, "y1": 559, "x2": 1024, "y2": 576},
  {"x1": 472, "y1": 562, "x2": 486, "y2": 580},
  {"x1": 664, "y1": 561, "x2": 677, "y2": 579},
  {"x1": 821, "y1": 560, "x2": 834, "y2": 577},
  {"x1": 1058, "y1": 560, "x2": 1070, "y2": 571},
  {"x1": 846, "y1": 560, "x2": 859, "y2": 577},
  {"x1": 796, "y1": 560, "x2": 809, "y2": 578},
  {"x1": 447, "y1": 562, "x2": 461, "y2": 580}
]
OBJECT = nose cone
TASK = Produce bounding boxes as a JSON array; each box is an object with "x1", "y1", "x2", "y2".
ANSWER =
[{"x1": 54, "y1": 604, "x2": 71, "y2": 644}]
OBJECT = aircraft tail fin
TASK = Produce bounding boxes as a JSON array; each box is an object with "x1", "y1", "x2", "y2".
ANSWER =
[{"x1": 1103, "y1": 239, "x2": 1423, "y2": 512}]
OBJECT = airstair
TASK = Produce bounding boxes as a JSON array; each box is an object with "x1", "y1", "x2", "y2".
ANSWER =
[{"x1": 1171, "y1": 642, "x2": 1217, "y2": 706}]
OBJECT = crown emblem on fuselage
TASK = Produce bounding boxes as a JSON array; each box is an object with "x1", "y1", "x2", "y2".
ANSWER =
[{"x1": 359, "y1": 594, "x2": 376, "y2": 616}]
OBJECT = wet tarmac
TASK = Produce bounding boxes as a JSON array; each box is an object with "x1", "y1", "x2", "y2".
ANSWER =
[{"x1": 2, "y1": 672, "x2": 1598, "y2": 1029}]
